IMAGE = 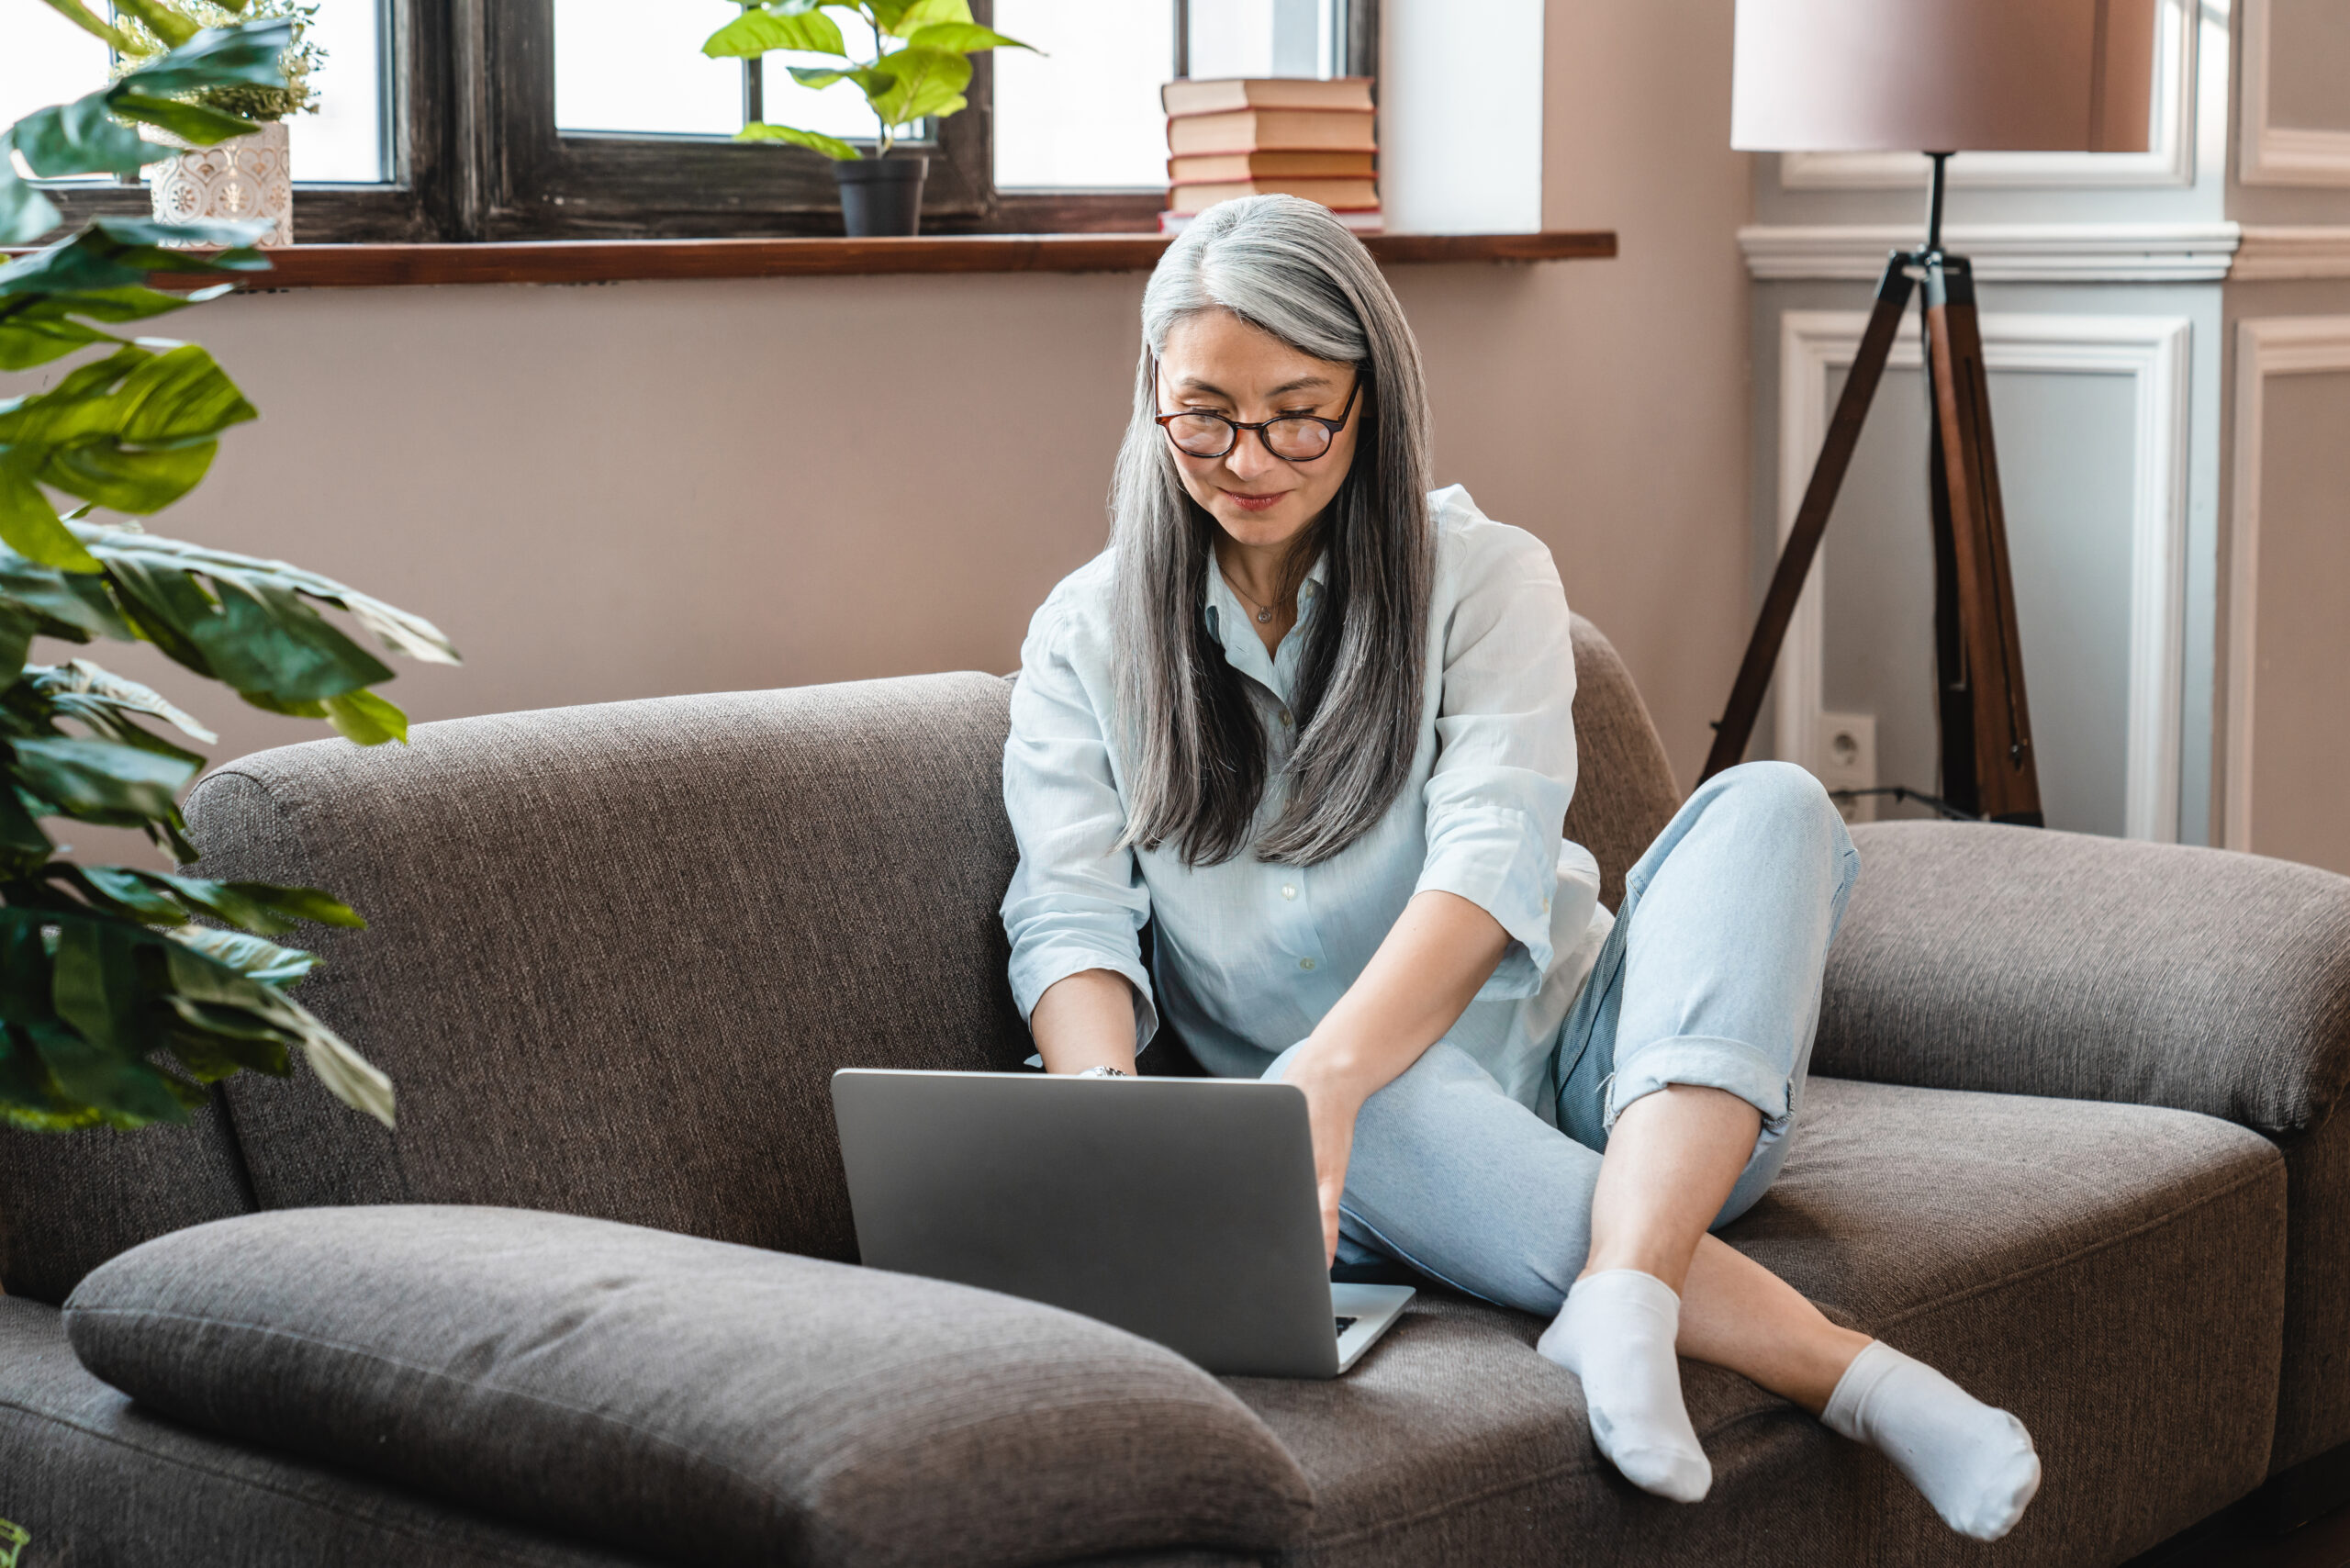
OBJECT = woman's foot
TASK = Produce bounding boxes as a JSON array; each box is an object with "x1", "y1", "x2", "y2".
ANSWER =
[
  {"x1": 1539, "y1": 1269, "x2": 1712, "y2": 1502},
  {"x1": 1823, "y1": 1340, "x2": 2041, "y2": 1541}
]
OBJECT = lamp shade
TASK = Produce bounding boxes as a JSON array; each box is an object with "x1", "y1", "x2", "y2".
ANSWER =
[{"x1": 1731, "y1": 0, "x2": 2158, "y2": 153}]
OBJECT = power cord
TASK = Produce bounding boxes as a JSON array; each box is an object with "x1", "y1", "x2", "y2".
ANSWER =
[{"x1": 1826, "y1": 785, "x2": 1980, "y2": 823}]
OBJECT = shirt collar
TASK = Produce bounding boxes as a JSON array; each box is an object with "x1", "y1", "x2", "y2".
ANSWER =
[{"x1": 1202, "y1": 550, "x2": 1323, "y2": 700}]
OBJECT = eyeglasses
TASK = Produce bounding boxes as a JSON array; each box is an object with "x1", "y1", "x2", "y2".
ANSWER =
[{"x1": 1150, "y1": 359, "x2": 1364, "y2": 463}]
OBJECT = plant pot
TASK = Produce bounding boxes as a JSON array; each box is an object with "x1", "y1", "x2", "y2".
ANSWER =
[
  {"x1": 834, "y1": 155, "x2": 928, "y2": 238},
  {"x1": 147, "y1": 121, "x2": 294, "y2": 247}
]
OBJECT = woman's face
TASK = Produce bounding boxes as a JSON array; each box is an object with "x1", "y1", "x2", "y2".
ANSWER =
[{"x1": 1155, "y1": 308, "x2": 1362, "y2": 556}]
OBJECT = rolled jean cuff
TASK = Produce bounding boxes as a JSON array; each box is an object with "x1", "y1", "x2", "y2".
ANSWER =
[{"x1": 1601, "y1": 1034, "x2": 1793, "y2": 1135}]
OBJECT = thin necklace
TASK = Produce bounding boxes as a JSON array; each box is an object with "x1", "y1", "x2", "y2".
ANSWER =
[{"x1": 1220, "y1": 566, "x2": 1287, "y2": 625}]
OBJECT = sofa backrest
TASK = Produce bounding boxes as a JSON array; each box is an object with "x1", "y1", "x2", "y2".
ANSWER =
[
  {"x1": 0, "y1": 1105, "x2": 253, "y2": 1305},
  {"x1": 173, "y1": 672, "x2": 1033, "y2": 1268},
  {"x1": 1563, "y1": 614, "x2": 1682, "y2": 912},
  {"x1": 0, "y1": 619, "x2": 1681, "y2": 1293}
]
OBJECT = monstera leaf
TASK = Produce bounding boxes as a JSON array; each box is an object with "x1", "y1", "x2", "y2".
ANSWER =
[
  {"x1": 0, "y1": 7, "x2": 455, "y2": 1134},
  {"x1": 0, "y1": 523, "x2": 457, "y2": 1132}
]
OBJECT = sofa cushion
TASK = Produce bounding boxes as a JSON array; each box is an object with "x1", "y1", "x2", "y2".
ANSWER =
[
  {"x1": 1222, "y1": 1077, "x2": 2285, "y2": 1568},
  {"x1": 62, "y1": 1205, "x2": 1314, "y2": 1568},
  {"x1": 0, "y1": 1295, "x2": 653, "y2": 1568},
  {"x1": 179, "y1": 673, "x2": 1034, "y2": 1264}
]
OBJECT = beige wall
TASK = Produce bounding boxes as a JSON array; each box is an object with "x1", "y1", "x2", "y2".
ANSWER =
[
  {"x1": 55, "y1": 0, "x2": 1751, "y2": 865},
  {"x1": 2245, "y1": 368, "x2": 2350, "y2": 876}
]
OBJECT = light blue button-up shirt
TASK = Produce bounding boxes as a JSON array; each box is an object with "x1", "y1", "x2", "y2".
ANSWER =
[{"x1": 1001, "y1": 486, "x2": 1610, "y2": 1115}]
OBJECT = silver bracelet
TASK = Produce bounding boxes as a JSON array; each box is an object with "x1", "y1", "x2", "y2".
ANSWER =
[{"x1": 1077, "y1": 1065, "x2": 1131, "y2": 1080}]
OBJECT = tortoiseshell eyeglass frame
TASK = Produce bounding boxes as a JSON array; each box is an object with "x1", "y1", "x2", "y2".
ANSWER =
[{"x1": 1148, "y1": 355, "x2": 1366, "y2": 462}]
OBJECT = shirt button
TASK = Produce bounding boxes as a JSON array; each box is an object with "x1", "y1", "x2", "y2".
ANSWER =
[
  {"x1": 1299, "y1": 957, "x2": 1317, "y2": 972},
  {"x1": 1278, "y1": 710, "x2": 1292, "y2": 727},
  {"x1": 1281, "y1": 883, "x2": 1297, "y2": 901}
]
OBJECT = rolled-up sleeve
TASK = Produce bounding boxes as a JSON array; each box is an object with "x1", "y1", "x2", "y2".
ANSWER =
[
  {"x1": 1000, "y1": 600, "x2": 1158, "y2": 1050},
  {"x1": 1414, "y1": 523, "x2": 1579, "y2": 1000}
]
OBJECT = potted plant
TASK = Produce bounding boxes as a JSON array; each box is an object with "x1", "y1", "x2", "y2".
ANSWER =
[
  {"x1": 117, "y1": 0, "x2": 322, "y2": 247},
  {"x1": 0, "y1": 4, "x2": 453, "y2": 1135},
  {"x1": 702, "y1": 0, "x2": 1034, "y2": 237}
]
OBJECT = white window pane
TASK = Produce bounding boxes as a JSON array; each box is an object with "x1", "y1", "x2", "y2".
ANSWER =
[
  {"x1": 994, "y1": 0, "x2": 1175, "y2": 189},
  {"x1": 556, "y1": 0, "x2": 741, "y2": 136},
  {"x1": 1189, "y1": 0, "x2": 1338, "y2": 80},
  {"x1": 1, "y1": 4, "x2": 111, "y2": 172},
  {"x1": 289, "y1": 0, "x2": 386, "y2": 184}
]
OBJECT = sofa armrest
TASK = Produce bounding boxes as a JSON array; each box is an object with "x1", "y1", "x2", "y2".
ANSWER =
[
  {"x1": 63, "y1": 1206, "x2": 1312, "y2": 1568},
  {"x1": 1818, "y1": 822, "x2": 2350, "y2": 1135}
]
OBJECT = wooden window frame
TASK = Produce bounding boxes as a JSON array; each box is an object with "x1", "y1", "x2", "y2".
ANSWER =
[{"x1": 38, "y1": 0, "x2": 1380, "y2": 243}]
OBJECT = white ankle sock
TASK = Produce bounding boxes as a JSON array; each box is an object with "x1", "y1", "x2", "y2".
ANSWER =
[
  {"x1": 1823, "y1": 1340, "x2": 2041, "y2": 1541},
  {"x1": 1538, "y1": 1270, "x2": 1711, "y2": 1502}
]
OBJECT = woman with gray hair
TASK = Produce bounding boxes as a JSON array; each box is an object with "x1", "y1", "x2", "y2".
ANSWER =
[{"x1": 1001, "y1": 195, "x2": 2038, "y2": 1540}]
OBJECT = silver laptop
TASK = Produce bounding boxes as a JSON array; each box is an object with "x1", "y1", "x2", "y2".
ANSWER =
[{"x1": 831, "y1": 1070, "x2": 1414, "y2": 1377}]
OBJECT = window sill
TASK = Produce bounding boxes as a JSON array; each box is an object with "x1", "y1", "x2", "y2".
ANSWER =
[{"x1": 6, "y1": 231, "x2": 1616, "y2": 290}]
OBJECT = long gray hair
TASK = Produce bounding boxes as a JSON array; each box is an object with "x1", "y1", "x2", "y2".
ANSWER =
[{"x1": 1112, "y1": 196, "x2": 1434, "y2": 868}]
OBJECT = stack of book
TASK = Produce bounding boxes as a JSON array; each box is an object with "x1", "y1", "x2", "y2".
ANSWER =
[{"x1": 1159, "y1": 77, "x2": 1379, "y2": 235}]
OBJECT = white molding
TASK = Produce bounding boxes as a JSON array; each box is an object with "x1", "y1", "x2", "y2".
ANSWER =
[
  {"x1": 2232, "y1": 227, "x2": 2350, "y2": 280},
  {"x1": 1780, "y1": 0, "x2": 2197, "y2": 190},
  {"x1": 2239, "y1": 0, "x2": 2350, "y2": 187},
  {"x1": 2223, "y1": 316, "x2": 2350, "y2": 853},
  {"x1": 1778, "y1": 309, "x2": 2194, "y2": 841},
  {"x1": 1740, "y1": 223, "x2": 2241, "y2": 283}
]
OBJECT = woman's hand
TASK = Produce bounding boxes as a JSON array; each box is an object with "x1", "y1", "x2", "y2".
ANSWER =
[
  {"x1": 1270, "y1": 891, "x2": 1515, "y2": 1264},
  {"x1": 1280, "y1": 1045, "x2": 1375, "y2": 1265}
]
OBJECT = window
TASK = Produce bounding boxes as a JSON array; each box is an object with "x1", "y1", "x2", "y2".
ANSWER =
[
  {"x1": 288, "y1": 0, "x2": 389, "y2": 185},
  {"x1": 552, "y1": 0, "x2": 873, "y2": 145},
  {"x1": 6, "y1": 3, "x2": 386, "y2": 190},
  {"x1": 27, "y1": 0, "x2": 1374, "y2": 245},
  {"x1": 1186, "y1": 0, "x2": 1355, "y2": 81},
  {"x1": 993, "y1": 0, "x2": 1179, "y2": 191},
  {"x1": 2, "y1": 6, "x2": 111, "y2": 164},
  {"x1": 991, "y1": 0, "x2": 1361, "y2": 193}
]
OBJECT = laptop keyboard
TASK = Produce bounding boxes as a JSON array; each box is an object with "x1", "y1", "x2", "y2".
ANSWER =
[{"x1": 1335, "y1": 1316, "x2": 1359, "y2": 1337}]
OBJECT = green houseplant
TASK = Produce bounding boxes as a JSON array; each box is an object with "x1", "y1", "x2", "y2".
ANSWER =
[
  {"x1": 0, "y1": 2, "x2": 457, "y2": 1135},
  {"x1": 702, "y1": 0, "x2": 1033, "y2": 236}
]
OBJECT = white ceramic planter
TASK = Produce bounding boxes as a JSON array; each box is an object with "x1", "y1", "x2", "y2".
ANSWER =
[{"x1": 148, "y1": 121, "x2": 293, "y2": 247}]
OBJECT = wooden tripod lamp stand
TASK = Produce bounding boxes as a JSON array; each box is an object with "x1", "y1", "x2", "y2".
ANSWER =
[{"x1": 1702, "y1": 0, "x2": 2160, "y2": 823}]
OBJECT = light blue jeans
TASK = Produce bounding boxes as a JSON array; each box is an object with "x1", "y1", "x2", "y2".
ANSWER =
[{"x1": 1265, "y1": 761, "x2": 1862, "y2": 1317}]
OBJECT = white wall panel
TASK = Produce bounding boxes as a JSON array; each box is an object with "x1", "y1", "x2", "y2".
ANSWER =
[{"x1": 1776, "y1": 310, "x2": 2193, "y2": 839}]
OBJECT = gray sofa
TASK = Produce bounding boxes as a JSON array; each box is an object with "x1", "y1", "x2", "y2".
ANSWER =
[{"x1": 5, "y1": 616, "x2": 2349, "y2": 1568}]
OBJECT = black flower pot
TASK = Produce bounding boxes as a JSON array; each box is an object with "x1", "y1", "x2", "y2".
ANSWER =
[{"x1": 834, "y1": 156, "x2": 929, "y2": 237}]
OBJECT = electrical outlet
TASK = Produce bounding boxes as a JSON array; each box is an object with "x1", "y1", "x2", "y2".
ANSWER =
[{"x1": 1813, "y1": 712, "x2": 1877, "y2": 824}]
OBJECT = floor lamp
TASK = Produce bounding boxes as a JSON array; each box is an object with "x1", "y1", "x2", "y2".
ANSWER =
[{"x1": 1701, "y1": 0, "x2": 2160, "y2": 823}]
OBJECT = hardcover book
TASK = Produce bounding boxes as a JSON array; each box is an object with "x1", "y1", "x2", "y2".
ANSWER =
[
  {"x1": 1169, "y1": 178, "x2": 1381, "y2": 215},
  {"x1": 1168, "y1": 150, "x2": 1376, "y2": 183},
  {"x1": 1160, "y1": 76, "x2": 1375, "y2": 116},
  {"x1": 1166, "y1": 108, "x2": 1379, "y2": 156}
]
